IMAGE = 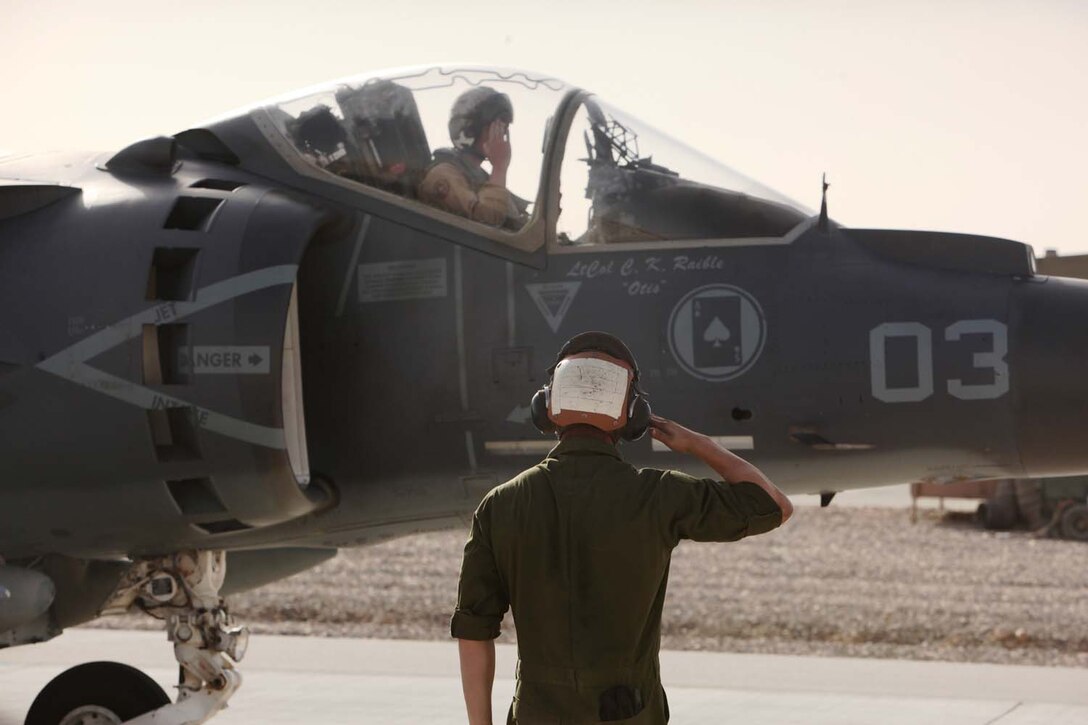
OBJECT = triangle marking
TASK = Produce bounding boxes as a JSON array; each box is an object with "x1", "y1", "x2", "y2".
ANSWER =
[{"x1": 525, "y1": 282, "x2": 581, "y2": 333}]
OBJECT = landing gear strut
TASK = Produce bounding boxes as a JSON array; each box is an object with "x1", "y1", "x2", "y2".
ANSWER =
[{"x1": 25, "y1": 551, "x2": 248, "y2": 725}]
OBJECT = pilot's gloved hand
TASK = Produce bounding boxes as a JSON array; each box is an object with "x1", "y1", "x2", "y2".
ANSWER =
[{"x1": 482, "y1": 120, "x2": 512, "y2": 175}]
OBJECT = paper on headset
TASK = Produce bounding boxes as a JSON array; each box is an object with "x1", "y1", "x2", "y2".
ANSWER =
[{"x1": 551, "y1": 357, "x2": 628, "y2": 418}]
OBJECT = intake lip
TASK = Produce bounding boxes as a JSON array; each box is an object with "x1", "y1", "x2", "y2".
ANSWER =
[
  {"x1": 1010, "y1": 275, "x2": 1088, "y2": 476},
  {"x1": 0, "y1": 565, "x2": 56, "y2": 631}
]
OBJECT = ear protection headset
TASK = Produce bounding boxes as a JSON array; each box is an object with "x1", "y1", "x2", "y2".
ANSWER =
[{"x1": 530, "y1": 331, "x2": 652, "y2": 442}]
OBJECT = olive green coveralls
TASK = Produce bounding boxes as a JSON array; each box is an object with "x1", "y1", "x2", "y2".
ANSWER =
[{"x1": 452, "y1": 436, "x2": 783, "y2": 724}]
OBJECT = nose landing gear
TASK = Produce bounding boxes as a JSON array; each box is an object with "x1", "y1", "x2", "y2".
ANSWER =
[{"x1": 24, "y1": 551, "x2": 247, "y2": 725}]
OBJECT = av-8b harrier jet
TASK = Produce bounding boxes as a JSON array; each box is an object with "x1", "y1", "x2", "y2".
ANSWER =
[{"x1": 1, "y1": 65, "x2": 1083, "y2": 723}]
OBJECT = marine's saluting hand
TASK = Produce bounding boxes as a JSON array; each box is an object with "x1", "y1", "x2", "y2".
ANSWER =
[
  {"x1": 652, "y1": 413, "x2": 793, "y2": 522},
  {"x1": 649, "y1": 415, "x2": 708, "y2": 455}
]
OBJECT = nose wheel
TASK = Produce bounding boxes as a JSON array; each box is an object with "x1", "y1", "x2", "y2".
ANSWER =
[
  {"x1": 24, "y1": 661, "x2": 170, "y2": 725},
  {"x1": 25, "y1": 551, "x2": 247, "y2": 725}
]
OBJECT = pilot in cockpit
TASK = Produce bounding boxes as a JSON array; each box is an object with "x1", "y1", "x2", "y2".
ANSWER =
[{"x1": 418, "y1": 87, "x2": 529, "y2": 230}]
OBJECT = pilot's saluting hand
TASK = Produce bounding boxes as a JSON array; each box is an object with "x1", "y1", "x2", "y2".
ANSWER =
[
  {"x1": 650, "y1": 414, "x2": 794, "y2": 522},
  {"x1": 482, "y1": 120, "x2": 512, "y2": 176}
]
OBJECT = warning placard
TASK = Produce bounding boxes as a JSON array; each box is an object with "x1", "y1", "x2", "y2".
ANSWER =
[
  {"x1": 179, "y1": 346, "x2": 271, "y2": 375},
  {"x1": 358, "y1": 258, "x2": 448, "y2": 303}
]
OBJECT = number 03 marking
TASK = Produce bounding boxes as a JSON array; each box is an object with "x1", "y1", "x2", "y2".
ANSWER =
[
  {"x1": 869, "y1": 319, "x2": 1008, "y2": 403},
  {"x1": 945, "y1": 319, "x2": 1009, "y2": 400}
]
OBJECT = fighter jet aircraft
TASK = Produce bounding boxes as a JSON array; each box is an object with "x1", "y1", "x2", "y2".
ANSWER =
[{"x1": 1, "y1": 65, "x2": 1084, "y2": 723}]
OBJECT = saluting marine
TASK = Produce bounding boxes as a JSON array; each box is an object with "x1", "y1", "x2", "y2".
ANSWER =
[
  {"x1": 452, "y1": 331, "x2": 794, "y2": 724},
  {"x1": 419, "y1": 87, "x2": 528, "y2": 229}
]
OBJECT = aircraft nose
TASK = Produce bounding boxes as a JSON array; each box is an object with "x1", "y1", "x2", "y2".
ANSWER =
[{"x1": 1011, "y1": 275, "x2": 1088, "y2": 476}]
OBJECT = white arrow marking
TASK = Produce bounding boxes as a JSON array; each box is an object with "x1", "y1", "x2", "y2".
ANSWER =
[{"x1": 35, "y1": 265, "x2": 297, "y2": 450}]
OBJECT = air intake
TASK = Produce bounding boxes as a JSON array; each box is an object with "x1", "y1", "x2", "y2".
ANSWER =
[{"x1": 164, "y1": 197, "x2": 223, "y2": 232}]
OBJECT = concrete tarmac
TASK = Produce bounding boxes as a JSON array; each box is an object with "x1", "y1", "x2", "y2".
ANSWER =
[{"x1": 2, "y1": 630, "x2": 1086, "y2": 724}]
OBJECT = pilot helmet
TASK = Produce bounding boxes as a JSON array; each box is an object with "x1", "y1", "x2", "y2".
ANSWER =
[
  {"x1": 448, "y1": 87, "x2": 514, "y2": 151},
  {"x1": 530, "y1": 331, "x2": 652, "y2": 441}
]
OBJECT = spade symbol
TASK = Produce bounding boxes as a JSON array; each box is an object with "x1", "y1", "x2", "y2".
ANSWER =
[
  {"x1": 692, "y1": 295, "x2": 742, "y2": 368},
  {"x1": 703, "y1": 317, "x2": 731, "y2": 348}
]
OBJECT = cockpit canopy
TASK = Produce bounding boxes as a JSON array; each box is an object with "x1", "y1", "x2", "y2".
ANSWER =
[
  {"x1": 222, "y1": 65, "x2": 811, "y2": 247},
  {"x1": 556, "y1": 97, "x2": 809, "y2": 245}
]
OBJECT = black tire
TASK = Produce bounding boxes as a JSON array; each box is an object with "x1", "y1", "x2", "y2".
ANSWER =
[
  {"x1": 25, "y1": 661, "x2": 170, "y2": 725},
  {"x1": 979, "y1": 480, "x2": 1019, "y2": 530},
  {"x1": 1059, "y1": 504, "x2": 1088, "y2": 541},
  {"x1": 1013, "y1": 479, "x2": 1045, "y2": 529}
]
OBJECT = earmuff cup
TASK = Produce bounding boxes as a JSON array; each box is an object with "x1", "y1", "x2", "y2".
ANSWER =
[
  {"x1": 531, "y1": 382, "x2": 652, "y2": 441},
  {"x1": 530, "y1": 386, "x2": 555, "y2": 434},
  {"x1": 623, "y1": 386, "x2": 652, "y2": 442}
]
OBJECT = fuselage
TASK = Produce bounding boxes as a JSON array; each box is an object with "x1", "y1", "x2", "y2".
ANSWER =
[{"x1": 2, "y1": 66, "x2": 1085, "y2": 564}]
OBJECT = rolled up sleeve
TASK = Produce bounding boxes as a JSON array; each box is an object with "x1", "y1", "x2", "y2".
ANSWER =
[
  {"x1": 474, "y1": 184, "x2": 516, "y2": 226},
  {"x1": 657, "y1": 471, "x2": 783, "y2": 545},
  {"x1": 450, "y1": 503, "x2": 509, "y2": 640}
]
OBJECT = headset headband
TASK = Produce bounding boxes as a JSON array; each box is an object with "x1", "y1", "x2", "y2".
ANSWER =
[{"x1": 549, "y1": 331, "x2": 640, "y2": 382}]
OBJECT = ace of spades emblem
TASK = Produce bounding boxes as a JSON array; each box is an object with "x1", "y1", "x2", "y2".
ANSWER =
[{"x1": 693, "y1": 296, "x2": 742, "y2": 368}]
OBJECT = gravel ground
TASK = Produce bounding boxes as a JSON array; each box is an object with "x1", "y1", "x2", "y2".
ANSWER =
[{"x1": 85, "y1": 507, "x2": 1088, "y2": 668}]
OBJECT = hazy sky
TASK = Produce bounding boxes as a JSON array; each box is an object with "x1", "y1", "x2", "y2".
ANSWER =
[{"x1": 3, "y1": 0, "x2": 1085, "y2": 254}]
